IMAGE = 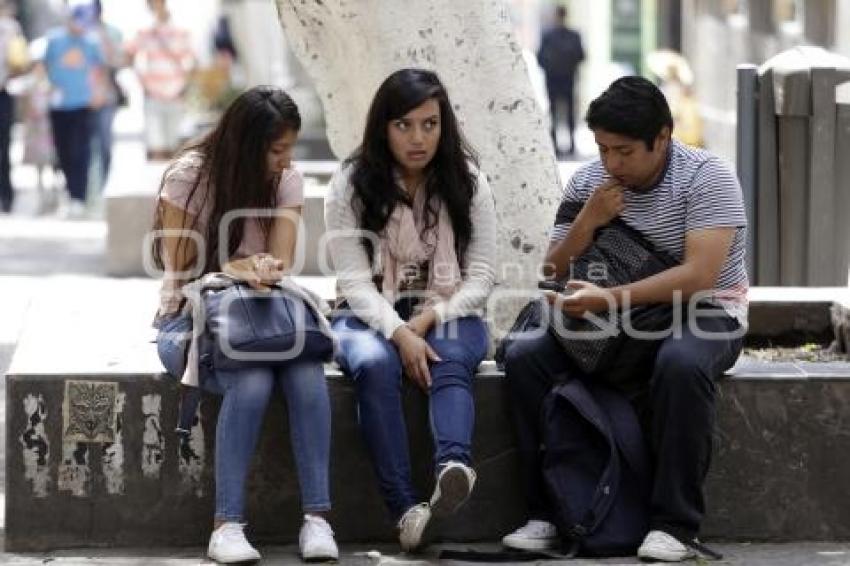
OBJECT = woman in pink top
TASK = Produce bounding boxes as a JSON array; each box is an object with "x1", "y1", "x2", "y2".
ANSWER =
[{"x1": 151, "y1": 86, "x2": 338, "y2": 563}]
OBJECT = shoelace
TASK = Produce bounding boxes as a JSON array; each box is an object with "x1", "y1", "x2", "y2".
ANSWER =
[
  {"x1": 304, "y1": 516, "x2": 334, "y2": 537},
  {"x1": 220, "y1": 524, "x2": 247, "y2": 540},
  {"x1": 517, "y1": 522, "x2": 555, "y2": 537}
]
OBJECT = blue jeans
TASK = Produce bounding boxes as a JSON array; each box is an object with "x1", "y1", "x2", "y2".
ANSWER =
[
  {"x1": 49, "y1": 108, "x2": 91, "y2": 203},
  {"x1": 332, "y1": 314, "x2": 488, "y2": 521},
  {"x1": 156, "y1": 313, "x2": 332, "y2": 521}
]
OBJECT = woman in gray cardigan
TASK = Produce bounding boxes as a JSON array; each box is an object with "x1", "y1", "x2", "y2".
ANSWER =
[{"x1": 325, "y1": 68, "x2": 497, "y2": 551}]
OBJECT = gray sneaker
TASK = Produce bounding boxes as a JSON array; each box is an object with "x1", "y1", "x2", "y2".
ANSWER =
[
  {"x1": 207, "y1": 522, "x2": 261, "y2": 563},
  {"x1": 637, "y1": 530, "x2": 697, "y2": 562},
  {"x1": 398, "y1": 503, "x2": 431, "y2": 552},
  {"x1": 429, "y1": 461, "x2": 476, "y2": 516},
  {"x1": 502, "y1": 520, "x2": 559, "y2": 551}
]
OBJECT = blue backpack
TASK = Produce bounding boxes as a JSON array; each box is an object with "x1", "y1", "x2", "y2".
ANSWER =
[{"x1": 541, "y1": 377, "x2": 651, "y2": 557}]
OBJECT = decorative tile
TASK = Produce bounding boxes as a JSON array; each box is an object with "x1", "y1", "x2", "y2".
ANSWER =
[{"x1": 63, "y1": 380, "x2": 118, "y2": 443}]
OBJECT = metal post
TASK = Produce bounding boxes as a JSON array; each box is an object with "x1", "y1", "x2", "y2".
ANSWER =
[
  {"x1": 808, "y1": 67, "x2": 838, "y2": 285},
  {"x1": 777, "y1": 115, "x2": 809, "y2": 286},
  {"x1": 737, "y1": 64, "x2": 758, "y2": 283},
  {"x1": 836, "y1": 86, "x2": 850, "y2": 286},
  {"x1": 756, "y1": 68, "x2": 780, "y2": 285}
]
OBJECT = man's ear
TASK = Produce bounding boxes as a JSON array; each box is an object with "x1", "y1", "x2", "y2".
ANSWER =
[{"x1": 656, "y1": 126, "x2": 672, "y2": 149}]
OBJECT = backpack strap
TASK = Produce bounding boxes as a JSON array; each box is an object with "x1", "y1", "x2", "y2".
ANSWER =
[
  {"x1": 685, "y1": 538, "x2": 724, "y2": 561},
  {"x1": 550, "y1": 379, "x2": 623, "y2": 539},
  {"x1": 175, "y1": 384, "x2": 201, "y2": 437},
  {"x1": 589, "y1": 383, "x2": 651, "y2": 487}
]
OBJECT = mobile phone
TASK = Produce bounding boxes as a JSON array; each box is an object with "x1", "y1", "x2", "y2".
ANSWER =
[{"x1": 537, "y1": 280, "x2": 566, "y2": 293}]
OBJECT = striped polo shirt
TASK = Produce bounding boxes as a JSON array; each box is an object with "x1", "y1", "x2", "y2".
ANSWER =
[{"x1": 551, "y1": 140, "x2": 749, "y2": 324}]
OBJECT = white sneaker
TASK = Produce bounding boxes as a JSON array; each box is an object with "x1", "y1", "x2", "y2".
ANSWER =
[
  {"x1": 66, "y1": 200, "x2": 87, "y2": 220},
  {"x1": 637, "y1": 530, "x2": 696, "y2": 562},
  {"x1": 299, "y1": 514, "x2": 339, "y2": 562},
  {"x1": 207, "y1": 522, "x2": 261, "y2": 563},
  {"x1": 502, "y1": 520, "x2": 559, "y2": 551},
  {"x1": 397, "y1": 503, "x2": 431, "y2": 552},
  {"x1": 429, "y1": 461, "x2": 476, "y2": 516}
]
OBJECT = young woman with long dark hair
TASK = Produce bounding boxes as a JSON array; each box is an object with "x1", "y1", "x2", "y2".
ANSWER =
[
  {"x1": 325, "y1": 68, "x2": 496, "y2": 551},
  {"x1": 152, "y1": 86, "x2": 338, "y2": 563}
]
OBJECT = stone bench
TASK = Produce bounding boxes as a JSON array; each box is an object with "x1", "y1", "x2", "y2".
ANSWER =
[{"x1": 6, "y1": 283, "x2": 850, "y2": 551}]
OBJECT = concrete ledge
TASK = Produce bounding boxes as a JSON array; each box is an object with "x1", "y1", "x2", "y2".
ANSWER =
[
  {"x1": 8, "y1": 364, "x2": 850, "y2": 551},
  {"x1": 6, "y1": 284, "x2": 850, "y2": 550}
]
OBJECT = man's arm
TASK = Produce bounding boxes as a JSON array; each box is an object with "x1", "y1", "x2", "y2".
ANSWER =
[
  {"x1": 612, "y1": 227, "x2": 735, "y2": 304},
  {"x1": 551, "y1": 227, "x2": 735, "y2": 317}
]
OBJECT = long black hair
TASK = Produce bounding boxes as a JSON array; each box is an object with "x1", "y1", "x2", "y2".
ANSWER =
[
  {"x1": 151, "y1": 85, "x2": 301, "y2": 274},
  {"x1": 345, "y1": 68, "x2": 479, "y2": 265}
]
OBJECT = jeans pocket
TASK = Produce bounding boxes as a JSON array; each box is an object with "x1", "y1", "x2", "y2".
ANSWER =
[{"x1": 156, "y1": 313, "x2": 192, "y2": 378}]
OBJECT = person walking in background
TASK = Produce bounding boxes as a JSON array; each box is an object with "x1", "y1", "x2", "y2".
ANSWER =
[
  {"x1": 537, "y1": 5, "x2": 584, "y2": 158},
  {"x1": 43, "y1": 3, "x2": 105, "y2": 218},
  {"x1": 128, "y1": 0, "x2": 196, "y2": 161},
  {"x1": 325, "y1": 68, "x2": 497, "y2": 552},
  {"x1": 0, "y1": 0, "x2": 29, "y2": 213},
  {"x1": 89, "y1": 0, "x2": 125, "y2": 191},
  {"x1": 22, "y1": 59, "x2": 58, "y2": 213}
]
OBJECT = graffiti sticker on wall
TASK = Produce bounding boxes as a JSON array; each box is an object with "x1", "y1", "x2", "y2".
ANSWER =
[{"x1": 63, "y1": 381, "x2": 118, "y2": 443}]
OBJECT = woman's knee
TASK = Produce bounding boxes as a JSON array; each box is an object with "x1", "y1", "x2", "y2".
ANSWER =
[
  {"x1": 429, "y1": 318, "x2": 488, "y2": 368},
  {"x1": 281, "y1": 362, "x2": 330, "y2": 410},
  {"x1": 219, "y1": 368, "x2": 275, "y2": 409}
]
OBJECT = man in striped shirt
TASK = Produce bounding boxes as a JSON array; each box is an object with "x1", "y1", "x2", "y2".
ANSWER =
[{"x1": 502, "y1": 77, "x2": 747, "y2": 561}]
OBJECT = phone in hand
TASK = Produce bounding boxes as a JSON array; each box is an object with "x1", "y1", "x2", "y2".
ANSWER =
[{"x1": 537, "y1": 280, "x2": 566, "y2": 293}]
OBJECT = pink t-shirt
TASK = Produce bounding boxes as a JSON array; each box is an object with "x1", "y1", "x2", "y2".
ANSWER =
[{"x1": 157, "y1": 151, "x2": 304, "y2": 315}]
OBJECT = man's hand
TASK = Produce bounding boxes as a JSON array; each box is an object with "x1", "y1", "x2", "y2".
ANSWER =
[
  {"x1": 545, "y1": 280, "x2": 618, "y2": 318},
  {"x1": 391, "y1": 326, "x2": 441, "y2": 391},
  {"x1": 578, "y1": 180, "x2": 624, "y2": 229}
]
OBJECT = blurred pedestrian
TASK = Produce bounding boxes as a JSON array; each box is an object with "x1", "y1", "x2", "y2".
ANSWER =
[
  {"x1": 43, "y1": 3, "x2": 105, "y2": 218},
  {"x1": 537, "y1": 5, "x2": 584, "y2": 157},
  {"x1": 647, "y1": 49, "x2": 703, "y2": 147},
  {"x1": 128, "y1": 0, "x2": 196, "y2": 161},
  {"x1": 89, "y1": 0, "x2": 125, "y2": 190},
  {"x1": 21, "y1": 58, "x2": 58, "y2": 213},
  {"x1": 0, "y1": 0, "x2": 29, "y2": 213}
]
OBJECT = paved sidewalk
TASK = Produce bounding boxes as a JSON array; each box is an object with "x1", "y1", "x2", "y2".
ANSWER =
[{"x1": 2, "y1": 541, "x2": 850, "y2": 565}]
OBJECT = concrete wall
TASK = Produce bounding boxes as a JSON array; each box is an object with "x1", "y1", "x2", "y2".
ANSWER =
[
  {"x1": 682, "y1": 0, "x2": 806, "y2": 162},
  {"x1": 273, "y1": 0, "x2": 562, "y2": 334}
]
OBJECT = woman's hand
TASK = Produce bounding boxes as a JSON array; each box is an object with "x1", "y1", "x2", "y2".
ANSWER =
[
  {"x1": 391, "y1": 325, "x2": 441, "y2": 391},
  {"x1": 406, "y1": 307, "x2": 437, "y2": 338},
  {"x1": 223, "y1": 253, "x2": 285, "y2": 291}
]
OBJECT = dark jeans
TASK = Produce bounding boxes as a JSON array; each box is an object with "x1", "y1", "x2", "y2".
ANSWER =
[
  {"x1": 332, "y1": 313, "x2": 489, "y2": 521},
  {"x1": 50, "y1": 108, "x2": 92, "y2": 203},
  {"x1": 504, "y1": 310, "x2": 743, "y2": 539},
  {"x1": 0, "y1": 90, "x2": 14, "y2": 212},
  {"x1": 547, "y1": 84, "x2": 576, "y2": 154},
  {"x1": 91, "y1": 104, "x2": 116, "y2": 188}
]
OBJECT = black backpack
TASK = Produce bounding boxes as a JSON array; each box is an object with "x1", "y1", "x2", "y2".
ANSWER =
[{"x1": 541, "y1": 377, "x2": 651, "y2": 557}]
